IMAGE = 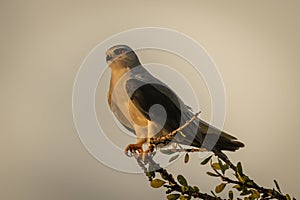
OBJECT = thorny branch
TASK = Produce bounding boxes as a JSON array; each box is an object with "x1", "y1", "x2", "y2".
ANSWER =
[
  {"x1": 135, "y1": 154, "x2": 216, "y2": 200},
  {"x1": 132, "y1": 112, "x2": 296, "y2": 200}
]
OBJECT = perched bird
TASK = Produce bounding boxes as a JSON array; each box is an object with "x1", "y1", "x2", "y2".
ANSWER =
[{"x1": 106, "y1": 45, "x2": 244, "y2": 157}]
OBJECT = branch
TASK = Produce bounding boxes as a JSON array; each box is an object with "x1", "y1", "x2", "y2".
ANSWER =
[
  {"x1": 129, "y1": 111, "x2": 296, "y2": 200},
  {"x1": 145, "y1": 111, "x2": 201, "y2": 153},
  {"x1": 134, "y1": 153, "x2": 218, "y2": 200}
]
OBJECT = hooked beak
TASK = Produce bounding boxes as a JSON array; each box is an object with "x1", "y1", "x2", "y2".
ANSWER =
[{"x1": 106, "y1": 54, "x2": 113, "y2": 63}]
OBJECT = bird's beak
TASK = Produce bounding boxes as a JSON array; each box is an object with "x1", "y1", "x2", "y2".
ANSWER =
[{"x1": 106, "y1": 54, "x2": 113, "y2": 63}]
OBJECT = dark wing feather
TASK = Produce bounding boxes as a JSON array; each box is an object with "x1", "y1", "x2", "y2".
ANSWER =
[{"x1": 126, "y1": 79, "x2": 182, "y2": 132}]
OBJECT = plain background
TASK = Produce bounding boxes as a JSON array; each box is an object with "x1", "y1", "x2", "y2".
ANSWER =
[{"x1": 1, "y1": 0, "x2": 299, "y2": 199}]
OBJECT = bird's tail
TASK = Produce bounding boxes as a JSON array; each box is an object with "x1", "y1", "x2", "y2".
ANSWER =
[{"x1": 191, "y1": 119, "x2": 244, "y2": 152}]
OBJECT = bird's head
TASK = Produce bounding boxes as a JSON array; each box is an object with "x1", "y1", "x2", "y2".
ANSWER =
[{"x1": 105, "y1": 45, "x2": 141, "y2": 68}]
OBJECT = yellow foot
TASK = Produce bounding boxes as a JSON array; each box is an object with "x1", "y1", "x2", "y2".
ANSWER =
[
  {"x1": 124, "y1": 143, "x2": 151, "y2": 161},
  {"x1": 124, "y1": 143, "x2": 143, "y2": 156}
]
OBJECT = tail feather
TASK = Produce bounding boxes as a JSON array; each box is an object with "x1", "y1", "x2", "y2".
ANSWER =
[{"x1": 191, "y1": 119, "x2": 244, "y2": 152}]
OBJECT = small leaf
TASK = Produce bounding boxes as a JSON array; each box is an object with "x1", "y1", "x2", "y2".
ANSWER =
[
  {"x1": 228, "y1": 190, "x2": 234, "y2": 200},
  {"x1": 212, "y1": 163, "x2": 221, "y2": 170},
  {"x1": 286, "y1": 194, "x2": 291, "y2": 200},
  {"x1": 184, "y1": 153, "x2": 189, "y2": 163},
  {"x1": 169, "y1": 154, "x2": 180, "y2": 162},
  {"x1": 274, "y1": 179, "x2": 282, "y2": 193},
  {"x1": 180, "y1": 195, "x2": 191, "y2": 200},
  {"x1": 250, "y1": 189, "x2": 260, "y2": 199},
  {"x1": 215, "y1": 183, "x2": 226, "y2": 193},
  {"x1": 233, "y1": 184, "x2": 242, "y2": 191},
  {"x1": 207, "y1": 172, "x2": 219, "y2": 177},
  {"x1": 188, "y1": 186, "x2": 194, "y2": 192},
  {"x1": 178, "y1": 130, "x2": 186, "y2": 137},
  {"x1": 171, "y1": 143, "x2": 177, "y2": 148},
  {"x1": 148, "y1": 171, "x2": 155, "y2": 178},
  {"x1": 201, "y1": 155, "x2": 212, "y2": 165},
  {"x1": 150, "y1": 179, "x2": 166, "y2": 188},
  {"x1": 193, "y1": 186, "x2": 199, "y2": 192},
  {"x1": 218, "y1": 159, "x2": 229, "y2": 175},
  {"x1": 237, "y1": 172, "x2": 245, "y2": 183},
  {"x1": 177, "y1": 175, "x2": 188, "y2": 186},
  {"x1": 167, "y1": 194, "x2": 180, "y2": 200},
  {"x1": 240, "y1": 189, "x2": 251, "y2": 196},
  {"x1": 161, "y1": 149, "x2": 177, "y2": 155},
  {"x1": 243, "y1": 175, "x2": 251, "y2": 183},
  {"x1": 245, "y1": 179, "x2": 255, "y2": 186},
  {"x1": 236, "y1": 162, "x2": 243, "y2": 175},
  {"x1": 181, "y1": 186, "x2": 188, "y2": 192},
  {"x1": 233, "y1": 184, "x2": 240, "y2": 189}
]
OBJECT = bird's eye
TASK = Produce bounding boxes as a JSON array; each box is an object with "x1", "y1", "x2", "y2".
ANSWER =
[{"x1": 114, "y1": 48, "x2": 126, "y2": 55}]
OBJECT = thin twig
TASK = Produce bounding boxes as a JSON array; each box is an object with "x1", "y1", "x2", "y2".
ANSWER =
[{"x1": 145, "y1": 111, "x2": 201, "y2": 153}]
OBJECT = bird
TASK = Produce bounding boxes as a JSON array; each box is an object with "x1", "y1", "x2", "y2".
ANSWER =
[{"x1": 105, "y1": 45, "x2": 244, "y2": 158}]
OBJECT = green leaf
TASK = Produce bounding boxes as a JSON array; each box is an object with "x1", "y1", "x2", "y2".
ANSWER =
[
  {"x1": 180, "y1": 195, "x2": 191, "y2": 200},
  {"x1": 178, "y1": 130, "x2": 186, "y2": 137},
  {"x1": 245, "y1": 179, "x2": 255, "y2": 187},
  {"x1": 201, "y1": 155, "x2": 212, "y2": 165},
  {"x1": 150, "y1": 179, "x2": 166, "y2": 188},
  {"x1": 181, "y1": 186, "x2": 188, "y2": 192},
  {"x1": 148, "y1": 171, "x2": 155, "y2": 178},
  {"x1": 286, "y1": 194, "x2": 291, "y2": 200},
  {"x1": 169, "y1": 154, "x2": 180, "y2": 162},
  {"x1": 161, "y1": 149, "x2": 177, "y2": 155},
  {"x1": 236, "y1": 162, "x2": 243, "y2": 175},
  {"x1": 167, "y1": 194, "x2": 180, "y2": 200},
  {"x1": 184, "y1": 153, "x2": 189, "y2": 163},
  {"x1": 177, "y1": 175, "x2": 188, "y2": 186},
  {"x1": 233, "y1": 184, "x2": 242, "y2": 191},
  {"x1": 207, "y1": 172, "x2": 219, "y2": 177},
  {"x1": 218, "y1": 159, "x2": 229, "y2": 175},
  {"x1": 215, "y1": 183, "x2": 226, "y2": 193},
  {"x1": 228, "y1": 190, "x2": 234, "y2": 200},
  {"x1": 193, "y1": 186, "x2": 199, "y2": 192},
  {"x1": 244, "y1": 175, "x2": 251, "y2": 183},
  {"x1": 188, "y1": 186, "x2": 194, "y2": 192},
  {"x1": 250, "y1": 189, "x2": 260, "y2": 199},
  {"x1": 240, "y1": 189, "x2": 251, "y2": 196},
  {"x1": 212, "y1": 163, "x2": 221, "y2": 170},
  {"x1": 233, "y1": 184, "x2": 240, "y2": 189},
  {"x1": 237, "y1": 172, "x2": 245, "y2": 183}
]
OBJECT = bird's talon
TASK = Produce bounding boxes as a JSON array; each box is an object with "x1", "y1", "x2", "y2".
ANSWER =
[
  {"x1": 124, "y1": 143, "x2": 144, "y2": 157},
  {"x1": 125, "y1": 151, "x2": 133, "y2": 157}
]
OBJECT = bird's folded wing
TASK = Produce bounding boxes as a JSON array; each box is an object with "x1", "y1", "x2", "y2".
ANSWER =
[{"x1": 126, "y1": 79, "x2": 181, "y2": 132}]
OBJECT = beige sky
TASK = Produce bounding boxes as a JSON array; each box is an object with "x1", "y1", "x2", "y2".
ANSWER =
[{"x1": 1, "y1": 0, "x2": 299, "y2": 199}]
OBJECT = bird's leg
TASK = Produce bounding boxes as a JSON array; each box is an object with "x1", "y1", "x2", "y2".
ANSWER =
[{"x1": 124, "y1": 124, "x2": 152, "y2": 160}]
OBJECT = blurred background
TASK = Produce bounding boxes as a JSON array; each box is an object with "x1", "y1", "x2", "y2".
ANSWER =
[{"x1": 1, "y1": 0, "x2": 299, "y2": 199}]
